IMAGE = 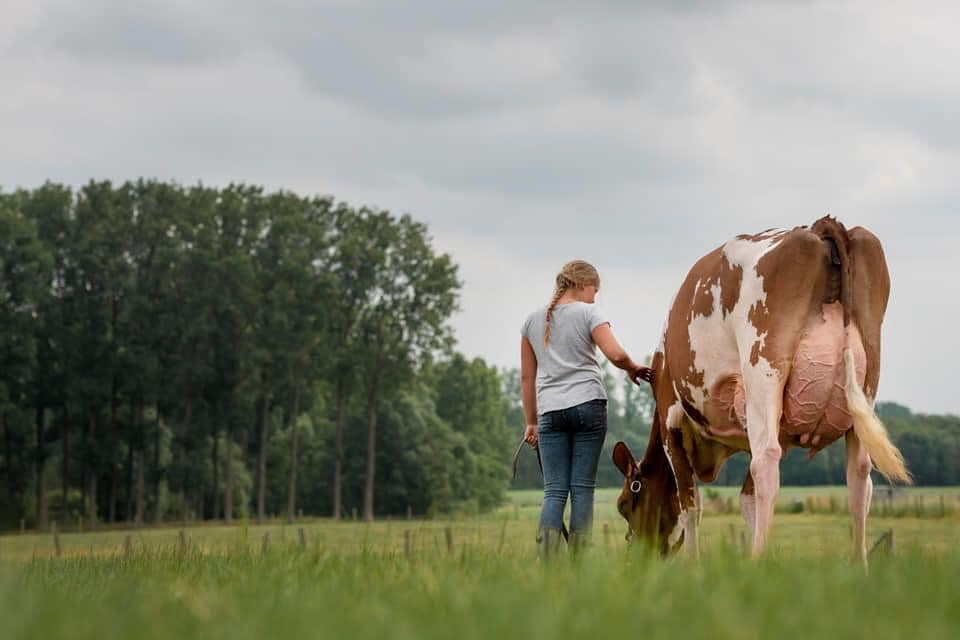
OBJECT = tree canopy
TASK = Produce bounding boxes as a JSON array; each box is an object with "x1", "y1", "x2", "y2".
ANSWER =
[{"x1": 0, "y1": 181, "x2": 512, "y2": 530}]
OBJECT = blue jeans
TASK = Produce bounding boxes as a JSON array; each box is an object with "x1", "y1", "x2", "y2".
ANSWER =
[{"x1": 537, "y1": 399, "x2": 608, "y2": 536}]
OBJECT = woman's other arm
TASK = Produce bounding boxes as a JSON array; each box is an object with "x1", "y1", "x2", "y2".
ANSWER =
[{"x1": 520, "y1": 336, "x2": 539, "y2": 447}]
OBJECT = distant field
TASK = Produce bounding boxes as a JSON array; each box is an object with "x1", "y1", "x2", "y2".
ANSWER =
[
  {"x1": 508, "y1": 485, "x2": 960, "y2": 507},
  {"x1": 2, "y1": 487, "x2": 959, "y2": 562},
  {"x1": 507, "y1": 485, "x2": 960, "y2": 520}
]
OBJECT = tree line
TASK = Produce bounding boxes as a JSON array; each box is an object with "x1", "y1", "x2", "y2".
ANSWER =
[
  {"x1": 712, "y1": 402, "x2": 960, "y2": 487},
  {"x1": 0, "y1": 181, "x2": 514, "y2": 531},
  {"x1": 506, "y1": 363, "x2": 960, "y2": 489}
]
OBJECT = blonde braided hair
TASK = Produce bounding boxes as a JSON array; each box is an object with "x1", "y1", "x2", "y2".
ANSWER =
[{"x1": 544, "y1": 260, "x2": 600, "y2": 347}]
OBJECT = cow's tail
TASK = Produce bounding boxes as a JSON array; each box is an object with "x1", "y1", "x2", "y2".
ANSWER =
[
  {"x1": 813, "y1": 216, "x2": 911, "y2": 484},
  {"x1": 843, "y1": 349, "x2": 911, "y2": 483}
]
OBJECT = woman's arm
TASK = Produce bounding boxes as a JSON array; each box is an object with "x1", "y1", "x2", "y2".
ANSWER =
[
  {"x1": 520, "y1": 336, "x2": 539, "y2": 447},
  {"x1": 592, "y1": 323, "x2": 654, "y2": 384}
]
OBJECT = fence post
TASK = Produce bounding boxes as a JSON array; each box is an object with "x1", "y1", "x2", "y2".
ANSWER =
[
  {"x1": 404, "y1": 530, "x2": 411, "y2": 559},
  {"x1": 445, "y1": 527, "x2": 454, "y2": 554},
  {"x1": 20, "y1": 519, "x2": 25, "y2": 535},
  {"x1": 124, "y1": 535, "x2": 133, "y2": 557},
  {"x1": 869, "y1": 528, "x2": 894, "y2": 558},
  {"x1": 261, "y1": 532, "x2": 270, "y2": 555},
  {"x1": 406, "y1": 505, "x2": 413, "y2": 521},
  {"x1": 940, "y1": 495, "x2": 946, "y2": 518},
  {"x1": 351, "y1": 508, "x2": 357, "y2": 521},
  {"x1": 298, "y1": 528, "x2": 307, "y2": 551},
  {"x1": 52, "y1": 521, "x2": 62, "y2": 558}
]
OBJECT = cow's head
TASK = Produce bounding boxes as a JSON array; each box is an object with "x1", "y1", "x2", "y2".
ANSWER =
[{"x1": 612, "y1": 440, "x2": 683, "y2": 556}]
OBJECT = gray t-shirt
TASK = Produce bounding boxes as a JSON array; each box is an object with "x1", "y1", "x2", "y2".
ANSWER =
[{"x1": 520, "y1": 302, "x2": 610, "y2": 415}]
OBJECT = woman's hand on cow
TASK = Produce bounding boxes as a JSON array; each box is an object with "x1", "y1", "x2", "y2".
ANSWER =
[
  {"x1": 629, "y1": 364, "x2": 655, "y2": 386},
  {"x1": 524, "y1": 423, "x2": 538, "y2": 449}
]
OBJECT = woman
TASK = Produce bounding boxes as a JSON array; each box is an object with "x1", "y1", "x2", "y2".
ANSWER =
[{"x1": 520, "y1": 260, "x2": 652, "y2": 554}]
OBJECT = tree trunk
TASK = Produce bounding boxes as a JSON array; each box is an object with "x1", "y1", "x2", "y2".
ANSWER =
[
  {"x1": 153, "y1": 400, "x2": 161, "y2": 524},
  {"x1": 224, "y1": 394, "x2": 236, "y2": 525},
  {"x1": 126, "y1": 395, "x2": 135, "y2": 523},
  {"x1": 80, "y1": 410, "x2": 88, "y2": 519},
  {"x1": 88, "y1": 411, "x2": 98, "y2": 530},
  {"x1": 179, "y1": 396, "x2": 193, "y2": 524},
  {"x1": 134, "y1": 396, "x2": 147, "y2": 527},
  {"x1": 134, "y1": 448, "x2": 145, "y2": 527},
  {"x1": 106, "y1": 372, "x2": 118, "y2": 523},
  {"x1": 224, "y1": 430, "x2": 233, "y2": 525},
  {"x1": 256, "y1": 389, "x2": 269, "y2": 524},
  {"x1": 363, "y1": 381, "x2": 378, "y2": 523},
  {"x1": 88, "y1": 474, "x2": 98, "y2": 531},
  {"x1": 108, "y1": 468, "x2": 116, "y2": 524},
  {"x1": 332, "y1": 381, "x2": 345, "y2": 520},
  {"x1": 3, "y1": 412, "x2": 13, "y2": 503},
  {"x1": 61, "y1": 407, "x2": 70, "y2": 522},
  {"x1": 108, "y1": 297, "x2": 119, "y2": 524},
  {"x1": 211, "y1": 426, "x2": 220, "y2": 521},
  {"x1": 35, "y1": 402, "x2": 48, "y2": 531},
  {"x1": 126, "y1": 440, "x2": 134, "y2": 523},
  {"x1": 286, "y1": 380, "x2": 302, "y2": 523}
]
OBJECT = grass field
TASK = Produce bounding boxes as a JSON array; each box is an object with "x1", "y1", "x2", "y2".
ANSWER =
[{"x1": 2, "y1": 489, "x2": 959, "y2": 639}]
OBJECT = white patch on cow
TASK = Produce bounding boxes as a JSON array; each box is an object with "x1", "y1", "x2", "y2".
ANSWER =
[
  {"x1": 670, "y1": 380, "x2": 686, "y2": 410},
  {"x1": 687, "y1": 380, "x2": 707, "y2": 408},
  {"x1": 665, "y1": 402, "x2": 684, "y2": 431},
  {"x1": 662, "y1": 443, "x2": 677, "y2": 476},
  {"x1": 669, "y1": 510, "x2": 686, "y2": 546},
  {"x1": 677, "y1": 234, "x2": 790, "y2": 427},
  {"x1": 684, "y1": 282, "x2": 735, "y2": 412}
]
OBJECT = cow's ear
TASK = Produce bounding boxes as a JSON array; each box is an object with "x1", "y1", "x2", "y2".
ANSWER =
[{"x1": 612, "y1": 441, "x2": 636, "y2": 477}]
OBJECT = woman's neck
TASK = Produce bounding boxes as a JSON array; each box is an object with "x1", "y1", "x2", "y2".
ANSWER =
[{"x1": 557, "y1": 292, "x2": 585, "y2": 305}]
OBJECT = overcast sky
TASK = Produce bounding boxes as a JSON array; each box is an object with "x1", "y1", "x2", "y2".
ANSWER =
[{"x1": 3, "y1": 1, "x2": 958, "y2": 414}]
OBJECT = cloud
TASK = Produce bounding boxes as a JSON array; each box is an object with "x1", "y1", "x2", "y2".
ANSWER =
[{"x1": 2, "y1": 0, "x2": 959, "y2": 413}]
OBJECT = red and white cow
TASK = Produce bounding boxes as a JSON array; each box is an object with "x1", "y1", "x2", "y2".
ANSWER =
[{"x1": 613, "y1": 216, "x2": 909, "y2": 561}]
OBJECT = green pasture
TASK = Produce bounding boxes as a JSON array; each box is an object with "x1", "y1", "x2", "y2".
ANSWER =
[{"x1": 2, "y1": 489, "x2": 959, "y2": 639}]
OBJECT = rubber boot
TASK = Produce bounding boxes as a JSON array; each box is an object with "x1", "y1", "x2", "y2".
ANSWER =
[
  {"x1": 569, "y1": 531, "x2": 591, "y2": 557},
  {"x1": 537, "y1": 528, "x2": 564, "y2": 560}
]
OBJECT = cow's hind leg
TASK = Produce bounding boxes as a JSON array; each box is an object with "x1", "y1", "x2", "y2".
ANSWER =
[
  {"x1": 743, "y1": 371, "x2": 784, "y2": 558},
  {"x1": 846, "y1": 430, "x2": 873, "y2": 565}
]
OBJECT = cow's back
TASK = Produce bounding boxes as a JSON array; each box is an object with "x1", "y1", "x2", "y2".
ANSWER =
[{"x1": 660, "y1": 226, "x2": 852, "y2": 449}]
